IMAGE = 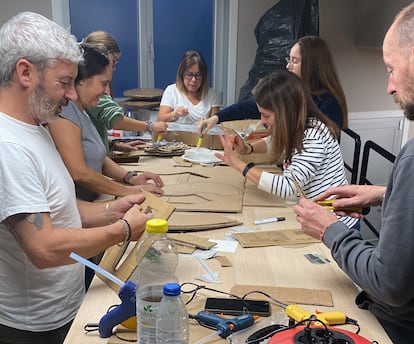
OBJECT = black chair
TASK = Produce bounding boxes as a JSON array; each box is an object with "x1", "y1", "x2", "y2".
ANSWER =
[
  {"x1": 359, "y1": 140, "x2": 396, "y2": 238},
  {"x1": 341, "y1": 128, "x2": 362, "y2": 184}
]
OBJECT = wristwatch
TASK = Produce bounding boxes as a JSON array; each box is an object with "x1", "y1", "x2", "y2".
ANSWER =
[{"x1": 123, "y1": 171, "x2": 138, "y2": 184}]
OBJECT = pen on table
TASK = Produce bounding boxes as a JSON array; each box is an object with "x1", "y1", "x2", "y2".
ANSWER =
[
  {"x1": 196, "y1": 123, "x2": 207, "y2": 148},
  {"x1": 254, "y1": 216, "x2": 286, "y2": 225}
]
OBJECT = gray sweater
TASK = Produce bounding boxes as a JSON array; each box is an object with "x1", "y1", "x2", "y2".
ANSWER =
[{"x1": 323, "y1": 138, "x2": 414, "y2": 330}]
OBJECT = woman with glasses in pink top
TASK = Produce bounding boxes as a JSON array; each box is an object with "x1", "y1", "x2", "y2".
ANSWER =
[{"x1": 157, "y1": 50, "x2": 220, "y2": 123}]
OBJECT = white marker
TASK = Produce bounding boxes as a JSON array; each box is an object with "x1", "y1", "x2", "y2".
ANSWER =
[{"x1": 254, "y1": 216, "x2": 286, "y2": 225}]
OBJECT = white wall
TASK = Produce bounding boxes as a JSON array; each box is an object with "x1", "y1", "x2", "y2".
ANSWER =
[
  {"x1": 235, "y1": 0, "x2": 408, "y2": 113},
  {"x1": 0, "y1": 0, "x2": 52, "y2": 24},
  {"x1": 235, "y1": 0, "x2": 276, "y2": 98},
  {"x1": 0, "y1": 0, "x2": 410, "y2": 115}
]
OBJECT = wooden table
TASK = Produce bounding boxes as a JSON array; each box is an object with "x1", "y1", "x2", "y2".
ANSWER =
[{"x1": 64, "y1": 156, "x2": 392, "y2": 344}]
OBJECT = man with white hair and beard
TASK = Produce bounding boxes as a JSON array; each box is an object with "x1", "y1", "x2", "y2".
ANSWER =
[
  {"x1": 0, "y1": 12, "x2": 152, "y2": 344},
  {"x1": 294, "y1": 3, "x2": 414, "y2": 343}
]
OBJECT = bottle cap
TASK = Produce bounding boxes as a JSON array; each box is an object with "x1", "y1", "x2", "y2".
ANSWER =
[
  {"x1": 146, "y1": 218, "x2": 168, "y2": 234},
  {"x1": 163, "y1": 282, "x2": 181, "y2": 296}
]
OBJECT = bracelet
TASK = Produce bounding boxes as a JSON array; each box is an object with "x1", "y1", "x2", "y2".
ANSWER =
[
  {"x1": 242, "y1": 162, "x2": 255, "y2": 177},
  {"x1": 146, "y1": 120, "x2": 153, "y2": 132},
  {"x1": 246, "y1": 143, "x2": 254, "y2": 155},
  {"x1": 123, "y1": 170, "x2": 138, "y2": 184},
  {"x1": 105, "y1": 202, "x2": 113, "y2": 224},
  {"x1": 171, "y1": 112, "x2": 177, "y2": 121},
  {"x1": 118, "y1": 218, "x2": 131, "y2": 242}
]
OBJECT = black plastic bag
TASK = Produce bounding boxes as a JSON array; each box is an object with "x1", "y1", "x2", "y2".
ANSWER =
[{"x1": 238, "y1": 0, "x2": 319, "y2": 100}]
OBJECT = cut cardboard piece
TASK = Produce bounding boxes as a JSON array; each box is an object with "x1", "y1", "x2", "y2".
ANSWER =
[
  {"x1": 231, "y1": 284, "x2": 334, "y2": 307},
  {"x1": 163, "y1": 182, "x2": 243, "y2": 212},
  {"x1": 167, "y1": 212, "x2": 242, "y2": 231},
  {"x1": 97, "y1": 190, "x2": 175, "y2": 292},
  {"x1": 155, "y1": 166, "x2": 245, "y2": 213},
  {"x1": 243, "y1": 182, "x2": 286, "y2": 207},
  {"x1": 168, "y1": 233, "x2": 217, "y2": 250},
  {"x1": 232, "y1": 229, "x2": 319, "y2": 248}
]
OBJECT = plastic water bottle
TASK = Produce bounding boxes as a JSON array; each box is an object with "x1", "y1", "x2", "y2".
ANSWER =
[
  {"x1": 135, "y1": 219, "x2": 178, "y2": 344},
  {"x1": 156, "y1": 283, "x2": 189, "y2": 344},
  {"x1": 124, "y1": 108, "x2": 136, "y2": 137}
]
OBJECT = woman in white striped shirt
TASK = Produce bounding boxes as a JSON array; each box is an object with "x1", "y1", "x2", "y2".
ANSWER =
[{"x1": 216, "y1": 70, "x2": 359, "y2": 229}]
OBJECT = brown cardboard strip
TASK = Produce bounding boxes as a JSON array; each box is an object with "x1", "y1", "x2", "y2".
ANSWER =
[
  {"x1": 231, "y1": 284, "x2": 333, "y2": 307},
  {"x1": 98, "y1": 191, "x2": 175, "y2": 292},
  {"x1": 232, "y1": 229, "x2": 319, "y2": 248},
  {"x1": 167, "y1": 212, "x2": 242, "y2": 231},
  {"x1": 214, "y1": 255, "x2": 233, "y2": 267},
  {"x1": 168, "y1": 233, "x2": 217, "y2": 250}
]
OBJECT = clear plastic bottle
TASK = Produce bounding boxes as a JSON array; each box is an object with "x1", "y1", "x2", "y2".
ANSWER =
[
  {"x1": 156, "y1": 283, "x2": 189, "y2": 344},
  {"x1": 135, "y1": 219, "x2": 178, "y2": 344},
  {"x1": 124, "y1": 108, "x2": 136, "y2": 137}
]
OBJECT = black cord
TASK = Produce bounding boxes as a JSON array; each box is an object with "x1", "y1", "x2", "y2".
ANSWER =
[
  {"x1": 180, "y1": 282, "x2": 242, "y2": 305},
  {"x1": 241, "y1": 290, "x2": 288, "y2": 309},
  {"x1": 180, "y1": 282, "x2": 288, "y2": 309}
]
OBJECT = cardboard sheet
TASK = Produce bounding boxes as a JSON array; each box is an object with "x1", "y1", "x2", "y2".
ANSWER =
[
  {"x1": 168, "y1": 212, "x2": 242, "y2": 231},
  {"x1": 243, "y1": 183, "x2": 286, "y2": 207},
  {"x1": 143, "y1": 165, "x2": 246, "y2": 213},
  {"x1": 242, "y1": 166, "x2": 287, "y2": 207},
  {"x1": 168, "y1": 233, "x2": 217, "y2": 250},
  {"x1": 97, "y1": 190, "x2": 175, "y2": 292},
  {"x1": 232, "y1": 229, "x2": 319, "y2": 248},
  {"x1": 231, "y1": 284, "x2": 334, "y2": 307}
]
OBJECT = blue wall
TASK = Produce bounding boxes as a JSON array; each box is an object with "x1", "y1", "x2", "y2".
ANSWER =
[
  {"x1": 153, "y1": 0, "x2": 213, "y2": 89},
  {"x1": 69, "y1": 0, "x2": 139, "y2": 97},
  {"x1": 69, "y1": 0, "x2": 213, "y2": 95}
]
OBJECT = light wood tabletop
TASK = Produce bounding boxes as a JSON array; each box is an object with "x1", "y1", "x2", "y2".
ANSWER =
[{"x1": 64, "y1": 156, "x2": 391, "y2": 344}]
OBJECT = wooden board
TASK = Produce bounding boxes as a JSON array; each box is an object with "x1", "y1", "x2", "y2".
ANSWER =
[{"x1": 123, "y1": 87, "x2": 163, "y2": 100}]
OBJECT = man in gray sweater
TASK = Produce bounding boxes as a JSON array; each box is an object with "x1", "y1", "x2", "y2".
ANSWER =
[{"x1": 294, "y1": 3, "x2": 414, "y2": 343}]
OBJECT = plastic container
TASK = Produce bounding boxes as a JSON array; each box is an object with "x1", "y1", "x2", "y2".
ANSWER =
[
  {"x1": 156, "y1": 283, "x2": 189, "y2": 344},
  {"x1": 135, "y1": 219, "x2": 179, "y2": 344},
  {"x1": 124, "y1": 108, "x2": 136, "y2": 137}
]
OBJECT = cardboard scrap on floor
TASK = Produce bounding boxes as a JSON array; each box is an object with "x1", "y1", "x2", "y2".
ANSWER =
[
  {"x1": 231, "y1": 284, "x2": 333, "y2": 307},
  {"x1": 232, "y1": 229, "x2": 319, "y2": 248}
]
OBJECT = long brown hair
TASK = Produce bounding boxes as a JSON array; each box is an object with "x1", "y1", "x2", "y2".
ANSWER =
[
  {"x1": 297, "y1": 36, "x2": 348, "y2": 129},
  {"x1": 254, "y1": 70, "x2": 339, "y2": 163},
  {"x1": 176, "y1": 50, "x2": 209, "y2": 98}
]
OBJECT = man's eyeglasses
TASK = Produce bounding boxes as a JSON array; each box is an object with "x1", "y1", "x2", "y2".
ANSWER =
[
  {"x1": 285, "y1": 57, "x2": 301, "y2": 65},
  {"x1": 183, "y1": 72, "x2": 202, "y2": 80}
]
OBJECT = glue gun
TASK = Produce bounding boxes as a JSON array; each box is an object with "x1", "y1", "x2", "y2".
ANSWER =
[
  {"x1": 286, "y1": 304, "x2": 347, "y2": 326},
  {"x1": 195, "y1": 310, "x2": 256, "y2": 338},
  {"x1": 98, "y1": 280, "x2": 136, "y2": 338}
]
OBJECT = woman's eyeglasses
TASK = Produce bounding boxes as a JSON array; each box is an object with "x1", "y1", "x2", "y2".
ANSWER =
[{"x1": 183, "y1": 72, "x2": 202, "y2": 80}]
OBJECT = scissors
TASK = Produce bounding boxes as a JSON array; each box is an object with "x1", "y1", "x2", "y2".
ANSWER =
[{"x1": 316, "y1": 199, "x2": 370, "y2": 215}]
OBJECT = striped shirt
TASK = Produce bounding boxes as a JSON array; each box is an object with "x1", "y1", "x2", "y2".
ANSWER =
[{"x1": 258, "y1": 118, "x2": 358, "y2": 228}]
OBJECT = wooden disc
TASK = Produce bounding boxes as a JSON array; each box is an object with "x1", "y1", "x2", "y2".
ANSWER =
[{"x1": 123, "y1": 88, "x2": 163, "y2": 100}]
